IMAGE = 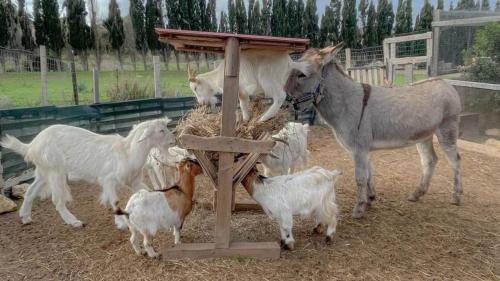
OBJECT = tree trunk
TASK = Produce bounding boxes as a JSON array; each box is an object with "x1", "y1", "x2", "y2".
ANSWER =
[
  {"x1": 14, "y1": 54, "x2": 21, "y2": 72},
  {"x1": 195, "y1": 53, "x2": 200, "y2": 70},
  {"x1": 142, "y1": 50, "x2": 147, "y2": 71},
  {"x1": 0, "y1": 56, "x2": 5, "y2": 73},
  {"x1": 131, "y1": 52, "x2": 137, "y2": 71},
  {"x1": 162, "y1": 48, "x2": 169, "y2": 71},
  {"x1": 81, "y1": 52, "x2": 89, "y2": 71},
  {"x1": 204, "y1": 53, "x2": 210, "y2": 70}
]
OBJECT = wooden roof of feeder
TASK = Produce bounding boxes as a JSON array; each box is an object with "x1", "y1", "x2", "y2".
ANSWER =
[{"x1": 155, "y1": 28, "x2": 310, "y2": 54}]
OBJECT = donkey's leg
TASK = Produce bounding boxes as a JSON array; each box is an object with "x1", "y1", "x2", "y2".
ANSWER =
[
  {"x1": 436, "y1": 118, "x2": 462, "y2": 205},
  {"x1": 352, "y1": 151, "x2": 370, "y2": 219},
  {"x1": 366, "y1": 162, "x2": 376, "y2": 206},
  {"x1": 408, "y1": 139, "x2": 438, "y2": 202},
  {"x1": 19, "y1": 169, "x2": 46, "y2": 224}
]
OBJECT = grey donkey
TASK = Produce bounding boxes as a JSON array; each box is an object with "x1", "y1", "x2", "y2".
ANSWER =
[{"x1": 284, "y1": 44, "x2": 462, "y2": 219}]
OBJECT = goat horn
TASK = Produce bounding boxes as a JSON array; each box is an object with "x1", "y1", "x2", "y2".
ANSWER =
[{"x1": 271, "y1": 137, "x2": 289, "y2": 146}]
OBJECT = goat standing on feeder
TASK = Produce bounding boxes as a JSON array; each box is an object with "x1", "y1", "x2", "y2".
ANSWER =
[
  {"x1": 0, "y1": 118, "x2": 176, "y2": 228},
  {"x1": 115, "y1": 159, "x2": 202, "y2": 258},
  {"x1": 188, "y1": 50, "x2": 292, "y2": 122},
  {"x1": 144, "y1": 146, "x2": 194, "y2": 189},
  {"x1": 241, "y1": 166, "x2": 342, "y2": 250},
  {"x1": 260, "y1": 122, "x2": 310, "y2": 176}
]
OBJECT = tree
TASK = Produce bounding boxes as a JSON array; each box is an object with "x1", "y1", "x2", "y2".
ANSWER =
[
  {"x1": 145, "y1": 0, "x2": 161, "y2": 56},
  {"x1": 272, "y1": 0, "x2": 287, "y2": 36},
  {"x1": 482, "y1": 0, "x2": 490, "y2": 10},
  {"x1": 341, "y1": 0, "x2": 358, "y2": 48},
  {"x1": 228, "y1": 0, "x2": 236, "y2": 32},
  {"x1": 417, "y1": 0, "x2": 433, "y2": 31},
  {"x1": 87, "y1": 0, "x2": 101, "y2": 70},
  {"x1": 456, "y1": 0, "x2": 476, "y2": 10},
  {"x1": 65, "y1": 0, "x2": 93, "y2": 70},
  {"x1": 248, "y1": 0, "x2": 255, "y2": 33},
  {"x1": 130, "y1": 0, "x2": 147, "y2": 70},
  {"x1": 437, "y1": 0, "x2": 444, "y2": 9},
  {"x1": 166, "y1": 0, "x2": 182, "y2": 70},
  {"x1": 303, "y1": 0, "x2": 319, "y2": 47},
  {"x1": 235, "y1": 0, "x2": 247, "y2": 33},
  {"x1": 331, "y1": 0, "x2": 341, "y2": 43},
  {"x1": 395, "y1": 0, "x2": 406, "y2": 34},
  {"x1": 364, "y1": 1, "x2": 378, "y2": 47},
  {"x1": 414, "y1": 14, "x2": 420, "y2": 31},
  {"x1": 250, "y1": 0, "x2": 262, "y2": 34},
  {"x1": 376, "y1": 0, "x2": 394, "y2": 45},
  {"x1": 404, "y1": 0, "x2": 413, "y2": 32},
  {"x1": 261, "y1": 0, "x2": 272, "y2": 35},
  {"x1": 219, "y1": 11, "x2": 228, "y2": 32},
  {"x1": 18, "y1": 0, "x2": 36, "y2": 50},
  {"x1": 320, "y1": 5, "x2": 335, "y2": 46},
  {"x1": 450, "y1": 1, "x2": 454, "y2": 10},
  {"x1": 295, "y1": 0, "x2": 305, "y2": 37},
  {"x1": 207, "y1": 0, "x2": 217, "y2": 31},
  {"x1": 33, "y1": 0, "x2": 65, "y2": 57},
  {"x1": 104, "y1": 0, "x2": 125, "y2": 69},
  {"x1": 0, "y1": 0, "x2": 8, "y2": 47},
  {"x1": 359, "y1": 0, "x2": 368, "y2": 30},
  {"x1": 286, "y1": 0, "x2": 298, "y2": 37},
  {"x1": 496, "y1": 0, "x2": 500, "y2": 12}
]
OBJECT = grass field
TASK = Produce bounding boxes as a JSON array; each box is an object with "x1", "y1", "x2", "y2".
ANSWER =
[{"x1": 0, "y1": 68, "x2": 427, "y2": 108}]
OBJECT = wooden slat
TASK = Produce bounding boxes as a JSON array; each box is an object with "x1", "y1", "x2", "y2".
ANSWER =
[
  {"x1": 355, "y1": 69, "x2": 361, "y2": 82},
  {"x1": 432, "y1": 16, "x2": 500, "y2": 27},
  {"x1": 373, "y1": 67, "x2": 379, "y2": 85},
  {"x1": 179, "y1": 135, "x2": 275, "y2": 154},
  {"x1": 383, "y1": 32, "x2": 432, "y2": 44},
  {"x1": 215, "y1": 37, "x2": 240, "y2": 249},
  {"x1": 389, "y1": 56, "x2": 428, "y2": 65},
  {"x1": 190, "y1": 150, "x2": 217, "y2": 188},
  {"x1": 379, "y1": 68, "x2": 385, "y2": 86},
  {"x1": 162, "y1": 242, "x2": 280, "y2": 260},
  {"x1": 368, "y1": 68, "x2": 373, "y2": 85}
]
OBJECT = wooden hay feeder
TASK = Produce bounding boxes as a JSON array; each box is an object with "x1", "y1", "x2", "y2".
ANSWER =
[{"x1": 155, "y1": 28, "x2": 309, "y2": 260}]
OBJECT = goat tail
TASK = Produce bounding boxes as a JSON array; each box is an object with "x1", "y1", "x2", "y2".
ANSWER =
[
  {"x1": 318, "y1": 169, "x2": 342, "y2": 225},
  {"x1": 113, "y1": 207, "x2": 130, "y2": 230},
  {"x1": 113, "y1": 207, "x2": 130, "y2": 217},
  {"x1": 1, "y1": 135, "x2": 29, "y2": 158}
]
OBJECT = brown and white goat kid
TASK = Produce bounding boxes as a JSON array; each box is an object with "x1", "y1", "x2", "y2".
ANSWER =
[
  {"x1": 115, "y1": 159, "x2": 202, "y2": 258},
  {"x1": 241, "y1": 166, "x2": 342, "y2": 250}
]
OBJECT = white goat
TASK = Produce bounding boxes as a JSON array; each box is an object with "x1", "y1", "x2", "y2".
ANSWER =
[
  {"x1": 0, "y1": 118, "x2": 175, "y2": 228},
  {"x1": 144, "y1": 146, "x2": 194, "y2": 190},
  {"x1": 188, "y1": 50, "x2": 292, "y2": 122},
  {"x1": 115, "y1": 159, "x2": 202, "y2": 258},
  {"x1": 260, "y1": 122, "x2": 310, "y2": 176},
  {"x1": 242, "y1": 166, "x2": 342, "y2": 250}
]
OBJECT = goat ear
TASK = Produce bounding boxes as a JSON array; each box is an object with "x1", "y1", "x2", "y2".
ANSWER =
[{"x1": 320, "y1": 42, "x2": 344, "y2": 65}]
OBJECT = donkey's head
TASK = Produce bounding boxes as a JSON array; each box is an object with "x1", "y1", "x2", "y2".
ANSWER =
[
  {"x1": 187, "y1": 65, "x2": 218, "y2": 106},
  {"x1": 284, "y1": 43, "x2": 344, "y2": 100}
]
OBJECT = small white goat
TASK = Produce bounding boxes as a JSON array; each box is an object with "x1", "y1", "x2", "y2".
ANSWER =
[
  {"x1": 242, "y1": 166, "x2": 342, "y2": 250},
  {"x1": 0, "y1": 118, "x2": 175, "y2": 228},
  {"x1": 260, "y1": 122, "x2": 310, "y2": 176},
  {"x1": 144, "y1": 146, "x2": 194, "y2": 190},
  {"x1": 115, "y1": 159, "x2": 202, "y2": 258},
  {"x1": 188, "y1": 49, "x2": 293, "y2": 122}
]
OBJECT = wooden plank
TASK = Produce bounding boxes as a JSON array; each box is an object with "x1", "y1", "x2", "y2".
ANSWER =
[
  {"x1": 215, "y1": 37, "x2": 240, "y2": 249},
  {"x1": 379, "y1": 68, "x2": 385, "y2": 86},
  {"x1": 355, "y1": 69, "x2": 361, "y2": 82},
  {"x1": 432, "y1": 16, "x2": 500, "y2": 27},
  {"x1": 179, "y1": 135, "x2": 275, "y2": 153},
  {"x1": 389, "y1": 43, "x2": 396, "y2": 83},
  {"x1": 383, "y1": 32, "x2": 432, "y2": 44},
  {"x1": 444, "y1": 79, "x2": 500, "y2": 91},
  {"x1": 368, "y1": 68, "x2": 373, "y2": 85},
  {"x1": 426, "y1": 38, "x2": 433, "y2": 76},
  {"x1": 431, "y1": 9, "x2": 441, "y2": 77},
  {"x1": 345, "y1": 48, "x2": 352, "y2": 69},
  {"x1": 40, "y1": 46, "x2": 48, "y2": 106},
  {"x1": 162, "y1": 242, "x2": 280, "y2": 260},
  {"x1": 153, "y1": 56, "x2": 162, "y2": 98},
  {"x1": 389, "y1": 56, "x2": 428, "y2": 65},
  {"x1": 190, "y1": 150, "x2": 217, "y2": 188},
  {"x1": 373, "y1": 67, "x2": 379, "y2": 85},
  {"x1": 404, "y1": 64, "x2": 414, "y2": 84}
]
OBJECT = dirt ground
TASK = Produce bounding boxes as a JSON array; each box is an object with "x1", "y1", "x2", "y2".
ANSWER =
[{"x1": 1, "y1": 127, "x2": 499, "y2": 281}]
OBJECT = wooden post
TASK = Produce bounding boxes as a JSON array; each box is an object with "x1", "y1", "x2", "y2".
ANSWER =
[
  {"x1": 153, "y1": 55, "x2": 162, "y2": 98},
  {"x1": 70, "y1": 51, "x2": 79, "y2": 105},
  {"x1": 389, "y1": 43, "x2": 396, "y2": 83},
  {"x1": 215, "y1": 37, "x2": 240, "y2": 249},
  {"x1": 345, "y1": 48, "x2": 352, "y2": 69},
  {"x1": 431, "y1": 9, "x2": 441, "y2": 77},
  {"x1": 426, "y1": 38, "x2": 433, "y2": 76},
  {"x1": 40, "y1": 46, "x2": 48, "y2": 105},
  {"x1": 404, "y1": 64, "x2": 413, "y2": 84},
  {"x1": 93, "y1": 68, "x2": 100, "y2": 103}
]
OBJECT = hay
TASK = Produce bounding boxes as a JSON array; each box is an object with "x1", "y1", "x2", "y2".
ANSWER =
[{"x1": 177, "y1": 98, "x2": 289, "y2": 141}]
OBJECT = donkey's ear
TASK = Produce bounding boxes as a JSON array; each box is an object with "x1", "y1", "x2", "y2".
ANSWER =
[{"x1": 320, "y1": 42, "x2": 344, "y2": 65}]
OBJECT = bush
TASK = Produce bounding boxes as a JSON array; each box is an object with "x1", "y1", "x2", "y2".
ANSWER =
[
  {"x1": 461, "y1": 22, "x2": 500, "y2": 83},
  {"x1": 106, "y1": 80, "x2": 152, "y2": 101}
]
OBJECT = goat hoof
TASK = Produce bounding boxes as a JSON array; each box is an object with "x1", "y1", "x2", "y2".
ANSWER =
[
  {"x1": 312, "y1": 226, "x2": 323, "y2": 235},
  {"x1": 280, "y1": 240, "x2": 286, "y2": 248},
  {"x1": 70, "y1": 221, "x2": 84, "y2": 228},
  {"x1": 407, "y1": 194, "x2": 420, "y2": 202},
  {"x1": 451, "y1": 196, "x2": 461, "y2": 206},
  {"x1": 325, "y1": 236, "x2": 333, "y2": 245},
  {"x1": 21, "y1": 217, "x2": 32, "y2": 225},
  {"x1": 284, "y1": 243, "x2": 294, "y2": 251}
]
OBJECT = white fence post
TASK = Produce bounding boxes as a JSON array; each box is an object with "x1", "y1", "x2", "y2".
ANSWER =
[
  {"x1": 431, "y1": 9, "x2": 441, "y2": 77},
  {"x1": 40, "y1": 46, "x2": 48, "y2": 105},
  {"x1": 153, "y1": 55, "x2": 161, "y2": 98},
  {"x1": 93, "y1": 68, "x2": 100, "y2": 103},
  {"x1": 345, "y1": 48, "x2": 352, "y2": 69},
  {"x1": 404, "y1": 64, "x2": 414, "y2": 84}
]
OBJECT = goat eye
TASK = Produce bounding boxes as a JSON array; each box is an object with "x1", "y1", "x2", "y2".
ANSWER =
[{"x1": 159, "y1": 129, "x2": 165, "y2": 133}]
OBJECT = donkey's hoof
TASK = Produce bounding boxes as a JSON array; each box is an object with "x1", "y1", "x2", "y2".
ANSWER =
[
  {"x1": 352, "y1": 203, "x2": 366, "y2": 219},
  {"x1": 451, "y1": 196, "x2": 461, "y2": 206},
  {"x1": 407, "y1": 194, "x2": 420, "y2": 202}
]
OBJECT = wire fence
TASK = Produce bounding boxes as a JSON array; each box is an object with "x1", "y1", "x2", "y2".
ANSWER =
[{"x1": 436, "y1": 10, "x2": 500, "y2": 84}]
